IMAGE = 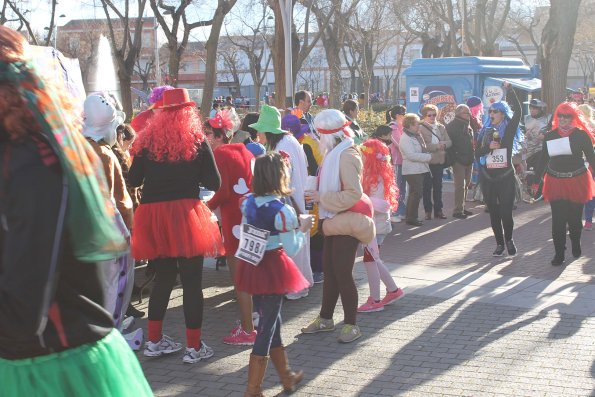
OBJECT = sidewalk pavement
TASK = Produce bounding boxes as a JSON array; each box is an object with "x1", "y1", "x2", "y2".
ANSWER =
[{"x1": 134, "y1": 187, "x2": 595, "y2": 396}]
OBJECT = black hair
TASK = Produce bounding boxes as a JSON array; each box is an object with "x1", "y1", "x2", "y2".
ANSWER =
[
  {"x1": 241, "y1": 112, "x2": 260, "y2": 140},
  {"x1": 265, "y1": 131, "x2": 289, "y2": 151},
  {"x1": 372, "y1": 125, "x2": 392, "y2": 139},
  {"x1": 294, "y1": 90, "x2": 310, "y2": 106},
  {"x1": 212, "y1": 102, "x2": 220, "y2": 109},
  {"x1": 342, "y1": 99, "x2": 358, "y2": 115},
  {"x1": 386, "y1": 105, "x2": 407, "y2": 123}
]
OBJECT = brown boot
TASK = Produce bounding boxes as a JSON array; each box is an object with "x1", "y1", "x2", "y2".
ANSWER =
[
  {"x1": 244, "y1": 354, "x2": 268, "y2": 397},
  {"x1": 269, "y1": 346, "x2": 304, "y2": 393}
]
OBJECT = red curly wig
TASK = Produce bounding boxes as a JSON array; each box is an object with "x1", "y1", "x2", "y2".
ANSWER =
[
  {"x1": 131, "y1": 106, "x2": 205, "y2": 162},
  {"x1": 0, "y1": 26, "x2": 40, "y2": 141},
  {"x1": 552, "y1": 102, "x2": 595, "y2": 143},
  {"x1": 361, "y1": 138, "x2": 399, "y2": 211}
]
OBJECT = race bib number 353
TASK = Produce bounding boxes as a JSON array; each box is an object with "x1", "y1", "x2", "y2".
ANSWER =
[
  {"x1": 235, "y1": 224, "x2": 270, "y2": 266},
  {"x1": 486, "y1": 148, "x2": 508, "y2": 169}
]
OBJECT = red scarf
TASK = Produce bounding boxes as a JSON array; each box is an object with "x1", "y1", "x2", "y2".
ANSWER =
[{"x1": 557, "y1": 123, "x2": 575, "y2": 138}]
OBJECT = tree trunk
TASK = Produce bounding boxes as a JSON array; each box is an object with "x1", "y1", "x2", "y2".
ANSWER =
[
  {"x1": 168, "y1": 46, "x2": 181, "y2": 87},
  {"x1": 326, "y1": 44, "x2": 343, "y2": 109},
  {"x1": 201, "y1": 12, "x2": 227, "y2": 113},
  {"x1": 254, "y1": 83, "x2": 261, "y2": 112},
  {"x1": 269, "y1": 1, "x2": 286, "y2": 109},
  {"x1": 118, "y1": 72, "x2": 133, "y2": 121},
  {"x1": 540, "y1": 0, "x2": 581, "y2": 111}
]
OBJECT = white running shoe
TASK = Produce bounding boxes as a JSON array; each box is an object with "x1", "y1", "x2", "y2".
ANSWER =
[
  {"x1": 143, "y1": 334, "x2": 183, "y2": 357},
  {"x1": 285, "y1": 288, "x2": 309, "y2": 300},
  {"x1": 183, "y1": 341, "x2": 214, "y2": 364}
]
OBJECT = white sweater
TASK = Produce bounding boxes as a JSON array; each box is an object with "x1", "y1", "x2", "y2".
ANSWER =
[{"x1": 399, "y1": 132, "x2": 432, "y2": 175}]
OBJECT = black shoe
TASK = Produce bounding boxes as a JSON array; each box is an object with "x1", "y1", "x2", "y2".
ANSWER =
[
  {"x1": 505, "y1": 240, "x2": 517, "y2": 256},
  {"x1": 453, "y1": 212, "x2": 468, "y2": 219},
  {"x1": 484, "y1": 207, "x2": 490, "y2": 213},
  {"x1": 493, "y1": 245, "x2": 505, "y2": 256},
  {"x1": 463, "y1": 210, "x2": 473, "y2": 216},
  {"x1": 571, "y1": 240, "x2": 582, "y2": 258},
  {"x1": 551, "y1": 255, "x2": 565, "y2": 266},
  {"x1": 435, "y1": 212, "x2": 447, "y2": 219},
  {"x1": 406, "y1": 220, "x2": 423, "y2": 226},
  {"x1": 126, "y1": 305, "x2": 145, "y2": 318}
]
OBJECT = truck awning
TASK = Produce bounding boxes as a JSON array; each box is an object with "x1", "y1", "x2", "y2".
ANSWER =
[{"x1": 489, "y1": 77, "x2": 541, "y2": 92}]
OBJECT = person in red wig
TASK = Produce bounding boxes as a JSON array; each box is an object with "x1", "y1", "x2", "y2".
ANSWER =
[
  {"x1": 357, "y1": 138, "x2": 404, "y2": 313},
  {"x1": 0, "y1": 25, "x2": 151, "y2": 396},
  {"x1": 537, "y1": 102, "x2": 595, "y2": 266},
  {"x1": 129, "y1": 88, "x2": 224, "y2": 363}
]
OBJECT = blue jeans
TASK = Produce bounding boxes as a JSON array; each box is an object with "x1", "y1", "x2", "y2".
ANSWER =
[
  {"x1": 585, "y1": 198, "x2": 595, "y2": 222},
  {"x1": 395, "y1": 165, "x2": 407, "y2": 216},
  {"x1": 252, "y1": 294, "x2": 284, "y2": 356}
]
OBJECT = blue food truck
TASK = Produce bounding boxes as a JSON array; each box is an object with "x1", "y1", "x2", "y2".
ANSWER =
[{"x1": 404, "y1": 57, "x2": 541, "y2": 124}]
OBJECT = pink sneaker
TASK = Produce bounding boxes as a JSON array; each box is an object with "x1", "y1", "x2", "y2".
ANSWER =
[
  {"x1": 584, "y1": 221, "x2": 593, "y2": 231},
  {"x1": 381, "y1": 288, "x2": 404, "y2": 306},
  {"x1": 223, "y1": 325, "x2": 256, "y2": 346},
  {"x1": 357, "y1": 296, "x2": 385, "y2": 313}
]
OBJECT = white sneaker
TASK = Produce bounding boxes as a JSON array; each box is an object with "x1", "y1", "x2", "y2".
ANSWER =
[
  {"x1": 390, "y1": 215, "x2": 402, "y2": 223},
  {"x1": 252, "y1": 312, "x2": 260, "y2": 328},
  {"x1": 143, "y1": 334, "x2": 183, "y2": 357},
  {"x1": 285, "y1": 288, "x2": 309, "y2": 300},
  {"x1": 183, "y1": 341, "x2": 214, "y2": 364}
]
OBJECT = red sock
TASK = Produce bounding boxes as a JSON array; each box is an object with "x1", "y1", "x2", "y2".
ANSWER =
[
  {"x1": 147, "y1": 320, "x2": 163, "y2": 343},
  {"x1": 186, "y1": 328, "x2": 202, "y2": 349}
]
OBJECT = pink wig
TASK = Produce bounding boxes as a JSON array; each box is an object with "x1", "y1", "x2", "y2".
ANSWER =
[
  {"x1": 132, "y1": 106, "x2": 205, "y2": 162},
  {"x1": 361, "y1": 139, "x2": 399, "y2": 211}
]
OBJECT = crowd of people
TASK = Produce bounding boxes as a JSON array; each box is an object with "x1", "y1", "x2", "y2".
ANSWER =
[{"x1": 2, "y1": 23, "x2": 595, "y2": 396}]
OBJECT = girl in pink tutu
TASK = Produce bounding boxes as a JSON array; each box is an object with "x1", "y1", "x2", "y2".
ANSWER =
[
  {"x1": 357, "y1": 139, "x2": 404, "y2": 313},
  {"x1": 129, "y1": 88, "x2": 224, "y2": 364},
  {"x1": 236, "y1": 152, "x2": 312, "y2": 396}
]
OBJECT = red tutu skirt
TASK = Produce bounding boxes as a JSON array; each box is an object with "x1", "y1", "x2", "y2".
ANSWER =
[
  {"x1": 132, "y1": 199, "x2": 224, "y2": 260},
  {"x1": 543, "y1": 170, "x2": 595, "y2": 204},
  {"x1": 235, "y1": 248, "x2": 309, "y2": 295}
]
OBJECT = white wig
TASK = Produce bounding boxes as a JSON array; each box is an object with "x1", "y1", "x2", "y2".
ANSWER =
[{"x1": 314, "y1": 109, "x2": 354, "y2": 157}]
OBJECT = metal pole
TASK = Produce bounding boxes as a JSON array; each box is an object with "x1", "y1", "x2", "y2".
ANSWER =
[{"x1": 280, "y1": 0, "x2": 293, "y2": 108}]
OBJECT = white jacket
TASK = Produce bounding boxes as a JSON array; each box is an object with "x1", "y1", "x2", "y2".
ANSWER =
[{"x1": 399, "y1": 132, "x2": 431, "y2": 175}]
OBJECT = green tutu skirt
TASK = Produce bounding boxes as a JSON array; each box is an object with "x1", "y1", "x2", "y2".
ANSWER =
[{"x1": 0, "y1": 330, "x2": 153, "y2": 397}]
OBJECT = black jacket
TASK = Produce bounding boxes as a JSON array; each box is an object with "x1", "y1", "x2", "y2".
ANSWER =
[
  {"x1": 446, "y1": 116, "x2": 474, "y2": 166},
  {"x1": 129, "y1": 140, "x2": 221, "y2": 203},
  {"x1": 476, "y1": 88, "x2": 522, "y2": 177},
  {"x1": 537, "y1": 128, "x2": 595, "y2": 177},
  {"x1": 0, "y1": 132, "x2": 113, "y2": 360}
]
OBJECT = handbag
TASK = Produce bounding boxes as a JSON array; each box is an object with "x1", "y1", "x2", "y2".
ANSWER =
[{"x1": 422, "y1": 124, "x2": 452, "y2": 167}]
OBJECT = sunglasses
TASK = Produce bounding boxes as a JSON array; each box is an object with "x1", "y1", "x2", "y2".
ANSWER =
[
  {"x1": 426, "y1": 113, "x2": 437, "y2": 117},
  {"x1": 488, "y1": 109, "x2": 501, "y2": 114},
  {"x1": 558, "y1": 113, "x2": 573, "y2": 119}
]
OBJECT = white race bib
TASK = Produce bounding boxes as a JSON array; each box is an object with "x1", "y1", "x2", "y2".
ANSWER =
[
  {"x1": 486, "y1": 148, "x2": 508, "y2": 169},
  {"x1": 547, "y1": 137, "x2": 572, "y2": 157},
  {"x1": 235, "y1": 224, "x2": 270, "y2": 266}
]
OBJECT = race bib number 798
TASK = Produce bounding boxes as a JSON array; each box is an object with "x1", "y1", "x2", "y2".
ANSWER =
[{"x1": 235, "y1": 224, "x2": 270, "y2": 266}]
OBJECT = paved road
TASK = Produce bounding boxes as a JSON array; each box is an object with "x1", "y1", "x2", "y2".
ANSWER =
[{"x1": 133, "y1": 186, "x2": 595, "y2": 396}]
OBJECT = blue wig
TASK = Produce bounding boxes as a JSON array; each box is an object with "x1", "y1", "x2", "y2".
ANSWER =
[
  {"x1": 489, "y1": 101, "x2": 514, "y2": 120},
  {"x1": 479, "y1": 100, "x2": 524, "y2": 160}
]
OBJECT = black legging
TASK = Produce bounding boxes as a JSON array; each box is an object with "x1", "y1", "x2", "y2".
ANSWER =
[
  {"x1": 550, "y1": 200, "x2": 584, "y2": 257},
  {"x1": 148, "y1": 256, "x2": 204, "y2": 328},
  {"x1": 320, "y1": 235, "x2": 360, "y2": 325},
  {"x1": 481, "y1": 172, "x2": 516, "y2": 245}
]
